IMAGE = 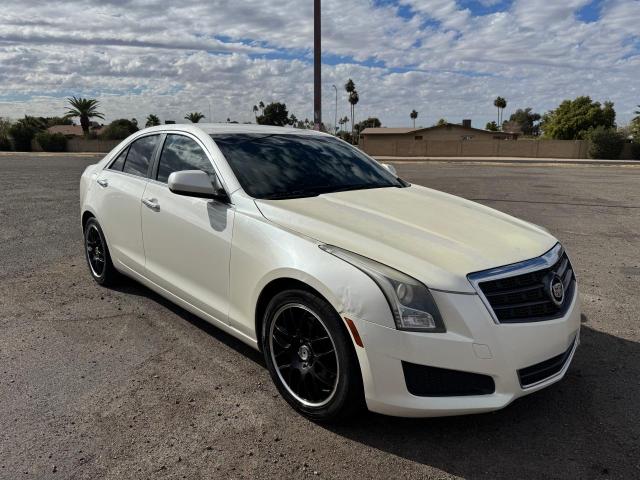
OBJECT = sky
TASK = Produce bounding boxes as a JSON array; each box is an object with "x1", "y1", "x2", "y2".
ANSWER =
[{"x1": 0, "y1": 0, "x2": 639, "y2": 128}]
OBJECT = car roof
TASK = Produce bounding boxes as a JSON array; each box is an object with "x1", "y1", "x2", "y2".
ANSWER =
[{"x1": 140, "y1": 123, "x2": 331, "y2": 137}]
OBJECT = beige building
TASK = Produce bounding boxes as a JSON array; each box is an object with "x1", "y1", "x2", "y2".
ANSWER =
[
  {"x1": 358, "y1": 121, "x2": 596, "y2": 159},
  {"x1": 360, "y1": 121, "x2": 518, "y2": 157}
]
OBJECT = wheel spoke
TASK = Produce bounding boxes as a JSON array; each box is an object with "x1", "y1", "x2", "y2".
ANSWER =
[{"x1": 269, "y1": 304, "x2": 339, "y2": 407}]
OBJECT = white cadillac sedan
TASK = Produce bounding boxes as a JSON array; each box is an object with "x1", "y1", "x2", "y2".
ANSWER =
[{"x1": 80, "y1": 124, "x2": 580, "y2": 421}]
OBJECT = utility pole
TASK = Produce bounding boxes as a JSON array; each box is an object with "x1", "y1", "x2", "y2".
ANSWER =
[
  {"x1": 332, "y1": 84, "x2": 338, "y2": 135},
  {"x1": 314, "y1": 0, "x2": 322, "y2": 131}
]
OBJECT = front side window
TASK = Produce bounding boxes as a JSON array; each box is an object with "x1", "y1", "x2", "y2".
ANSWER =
[
  {"x1": 211, "y1": 134, "x2": 405, "y2": 199},
  {"x1": 123, "y1": 135, "x2": 159, "y2": 178},
  {"x1": 156, "y1": 134, "x2": 214, "y2": 183}
]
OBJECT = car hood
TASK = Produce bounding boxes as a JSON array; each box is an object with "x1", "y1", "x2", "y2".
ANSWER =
[{"x1": 255, "y1": 185, "x2": 557, "y2": 293}]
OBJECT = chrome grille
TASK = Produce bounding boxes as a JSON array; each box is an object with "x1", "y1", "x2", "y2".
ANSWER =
[{"x1": 468, "y1": 244, "x2": 576, "y2": 324}]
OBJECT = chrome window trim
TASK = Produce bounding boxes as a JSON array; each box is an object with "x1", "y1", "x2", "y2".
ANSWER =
[{"x1": 467, "y1": 243, "x2": 568, "y2": 324}]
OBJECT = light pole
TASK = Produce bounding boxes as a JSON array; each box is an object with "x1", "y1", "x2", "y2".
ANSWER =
[
  {"x1": 313, "y1": 0, "x2": 322, "y2": 131},
  {"x1": 332, "y1": 84, "x2": 337, "y2": 135}
]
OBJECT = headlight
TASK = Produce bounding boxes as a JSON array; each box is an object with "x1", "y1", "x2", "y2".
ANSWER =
[{"x1": 319, "y1": 245, "x2": 445, "y2": 332}]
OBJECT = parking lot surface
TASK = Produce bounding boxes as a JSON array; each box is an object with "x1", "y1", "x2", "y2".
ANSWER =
[{"x1": 1, "y1": 154, "x2": 639, "y2": 479}]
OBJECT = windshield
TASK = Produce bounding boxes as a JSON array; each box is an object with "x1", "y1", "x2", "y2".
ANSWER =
[{"x1": 211, "y1": 133, "x2": 406, "y2": 199}]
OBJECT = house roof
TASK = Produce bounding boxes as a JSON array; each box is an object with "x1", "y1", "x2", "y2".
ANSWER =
[
  {"x1": 361, "y1": 123, "x2": 515, "y2": 136},
  {"x1": 360, "y1": 128, "x2": 416, "y2": 135},
  {"x1": 47, "y1": 125, "x2": 84, "y2": 136}
]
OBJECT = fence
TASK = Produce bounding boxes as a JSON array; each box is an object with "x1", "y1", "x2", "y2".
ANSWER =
[{"x1": 360, "y1": 137, "x2": 598, "y2": 159}]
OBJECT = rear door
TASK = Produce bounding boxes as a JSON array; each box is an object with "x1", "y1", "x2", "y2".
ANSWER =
[
  {"x1": 94, "y1": 134, "x2": 161, "y2": 273},
  {"x1": 140, "y1": 133, "x2": 235, "y2": 323}
]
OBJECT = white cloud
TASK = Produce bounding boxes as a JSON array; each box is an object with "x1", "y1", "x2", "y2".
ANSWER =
[{"x1": 0, "y1": 0, "x2": 638, "y2": 128}]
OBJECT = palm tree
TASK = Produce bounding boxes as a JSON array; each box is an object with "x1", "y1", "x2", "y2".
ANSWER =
[
  {"x1": 410, "y1": 110, "x2": 418, "y2": 128},
  {"x1": 259, "y1": 101, "x2": 265, "y2": 114},
  {"x1": 184, "y1": 112, "x2": 205, "y2": 123},
  {"x1": 252, "y1": 105, "x2": 259, "y2": 121},
  {"x1": 348, "y1": 90, "x2": 359, "y2": 141},
  {"x1": 344, "y1": 79, "x2": 356, "y2": 135},
  {"x1": 64, "y1": 97, "x2": 104, "y2": 135},
  {"x1": 145, "y1": 114, "x2": 161, "y2": 127},
  {"x1": 494, "y1": 97, "x2": 507, "y2": 125}
]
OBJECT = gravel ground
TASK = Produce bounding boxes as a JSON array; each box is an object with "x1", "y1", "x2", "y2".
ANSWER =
[{"x1": 0, "y1": 154, "x2": 639, "y2": 479}]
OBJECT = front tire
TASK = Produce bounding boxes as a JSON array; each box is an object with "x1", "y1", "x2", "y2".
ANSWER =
[
  {"x1": 84, "y1": 218, "x2": 118, "y2": 286},
  {"x1": 262, "y1": 289, "x2": 364, "y2": 422}
]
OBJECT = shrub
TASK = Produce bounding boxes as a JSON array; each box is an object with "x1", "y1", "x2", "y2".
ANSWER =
[
  {"x1": 9, "y1": 122, "x2": 38, "y2": 151},
  {"x1": 0, "y1": 135, "x2": 11, "y2": 151},
  {"x1": 587, "y1": 126, "x2": 624, "y2": 160},
  {"x1": 100, "y1": 119, "x2": 139, "y2": 140},
  {"x1": 630, "y1": 142, "x2": 640, "y2": 161},
  {"x1": 35, "y1": 131, "x2": 67, "y2": 152}
]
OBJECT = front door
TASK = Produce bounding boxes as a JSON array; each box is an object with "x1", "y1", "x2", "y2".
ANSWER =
[{"x1": 141, "y1": 133, "x2": 234, "y2": 324}]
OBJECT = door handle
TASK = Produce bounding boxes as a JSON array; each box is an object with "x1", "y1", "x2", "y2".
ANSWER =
[
  {"x1": 142, "y1": 198, "x2": 160, "y2": 212},
  {"x1": 97, "y1": 178, "x2": 109, "y2": 188}
]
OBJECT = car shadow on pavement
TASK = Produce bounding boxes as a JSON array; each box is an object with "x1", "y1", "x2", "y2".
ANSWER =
[
  {"x1": 110, "y1": 276, "x2": 265, "y2": 367},
  {"x1": 326, "y1": 322, "x2": 639, "y2": 479},
  {"x1": 106, "y1": 278, "x2": 638, "y2": 478}
]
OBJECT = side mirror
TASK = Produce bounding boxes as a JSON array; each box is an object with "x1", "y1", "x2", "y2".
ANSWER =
[
  {"x1": 168, "y1": 170, "x2": 228, "y2": 202},
  {"x1": 381, "y1": 163, "x2": 397, "y2": 176}
]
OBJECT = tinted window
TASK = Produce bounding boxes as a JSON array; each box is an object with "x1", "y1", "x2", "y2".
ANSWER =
[
  {"x1": 157, "y1": 135, "x2": 214, "y2": 183},
  {"x1": 123, "y1": 135, "x2": 159, "y2": 177},
  {"x1": 109, "y1": 147, "x2": 128, "y2": 171},
  {"x1": 211, "y1": 134, "x2": 404, "y2": 199}
]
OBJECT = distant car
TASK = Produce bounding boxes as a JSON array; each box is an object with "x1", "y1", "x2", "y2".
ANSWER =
[{"x1": 80, "y1": 124, "x2": 580, "y2": 421}]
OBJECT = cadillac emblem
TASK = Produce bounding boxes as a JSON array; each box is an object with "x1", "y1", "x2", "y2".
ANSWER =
[{"x1": 546, "y1": 273, "x2": 565, "y2": 307}]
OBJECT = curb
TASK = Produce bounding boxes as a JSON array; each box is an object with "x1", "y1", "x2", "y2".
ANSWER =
[
  {"x1": 374, "y1": 156, "x2": 640, "y2": 166},
  {"x1": 0, "y1": 151, "x2": 105, "y2": 157}
]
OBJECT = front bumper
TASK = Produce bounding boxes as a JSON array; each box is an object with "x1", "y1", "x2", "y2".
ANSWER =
[{"x1": 349, "y1": 286, "x2": 581, "y2": 417}]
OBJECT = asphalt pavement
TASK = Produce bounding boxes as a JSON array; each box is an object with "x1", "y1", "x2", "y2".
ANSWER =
[{"x1": 1, "y1": 153, "x2": 639, "y2": 479}]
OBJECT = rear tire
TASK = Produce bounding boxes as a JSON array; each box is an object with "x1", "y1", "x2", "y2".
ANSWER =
[
  {"x1": 262, "y1": 289, "x2": 364, "y2": 422},
  {"x1": 84, "y1": 218, "x2": 118, "y2": 287}
]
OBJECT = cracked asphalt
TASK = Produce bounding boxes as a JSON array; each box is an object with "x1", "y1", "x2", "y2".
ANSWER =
[{"x1": 1, "y1": 154, "x2": 639, "y2": 479}]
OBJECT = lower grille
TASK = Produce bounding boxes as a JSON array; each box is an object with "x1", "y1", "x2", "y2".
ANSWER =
[
  {"x1": 517, "y1": 336, "x2": 577, "y2": 388},
  {"x1": 402, "y1": 362, "x2": 495, "y2": 397}
]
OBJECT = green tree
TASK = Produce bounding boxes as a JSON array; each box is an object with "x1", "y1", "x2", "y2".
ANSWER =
[
  {"x1": 506, "y1": 108, "x2": 541, "y2": 136},
  {"x1": 256, "y1": 102, "x2": 290, "y2": 126},
  {"x1": 485, "y1": 121, "x2": 499, "y2": 131},
  {"x1": 587, "y1": 126, "x2": 624, "y2": 159},
  {"x1": 348, "y1": 91, "x2": 359, "y2": 141},
  {"x1": 145, "y1": 114, "x2": 161, "y2": 127},
  {"x1": 434, "y1": 118, "x2": 448, "y2": 126},
  {"x1": 64, "y1": 97, "x2": 104, "y2": 135},
  {"x1": 630, "y1": 117, "x2": 640, "y2": 142},
  {"x1": 410, "y1": 110, "x2": 418, "y2": 128},
  {"x1": 185, "y1": 112, "x2": 205, "y2": 123},
  {"x1": 100, "y1": 119, "x2": 139, "y2": 140},
  {"x1": 0, "y1": 117, "x2": 12, "y2": 151},
  {"x1": 493, "y1": 96, "x2": 507, "y2": 125},
  {"x1": 8, "y1": 116, "x2": 47, "y2": 151},
  {"x1": 541, "y1": 96, "x2": 616, "y2": 140},
  {"x1": 354, "y1": 117, "x2": 381, "y2": 137},
  {"x1": 345, "y1": 79, "x2": 359, "y2": 139}
]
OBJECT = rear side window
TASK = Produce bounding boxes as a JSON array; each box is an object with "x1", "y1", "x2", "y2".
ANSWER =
[
  {"x1": 156, "y1": 134, "x2": 214, "y2": 183},
  {"x1": 123, "y1": 135, "x2": 159, "y2": 178},
  {"x1": 108, "y1": 147, "x2": 128, "y2": 171}
]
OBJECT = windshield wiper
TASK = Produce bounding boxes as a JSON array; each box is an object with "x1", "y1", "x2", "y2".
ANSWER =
[{"x1": 261, "y1": 190, "x2": 322, "y2": 200}]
